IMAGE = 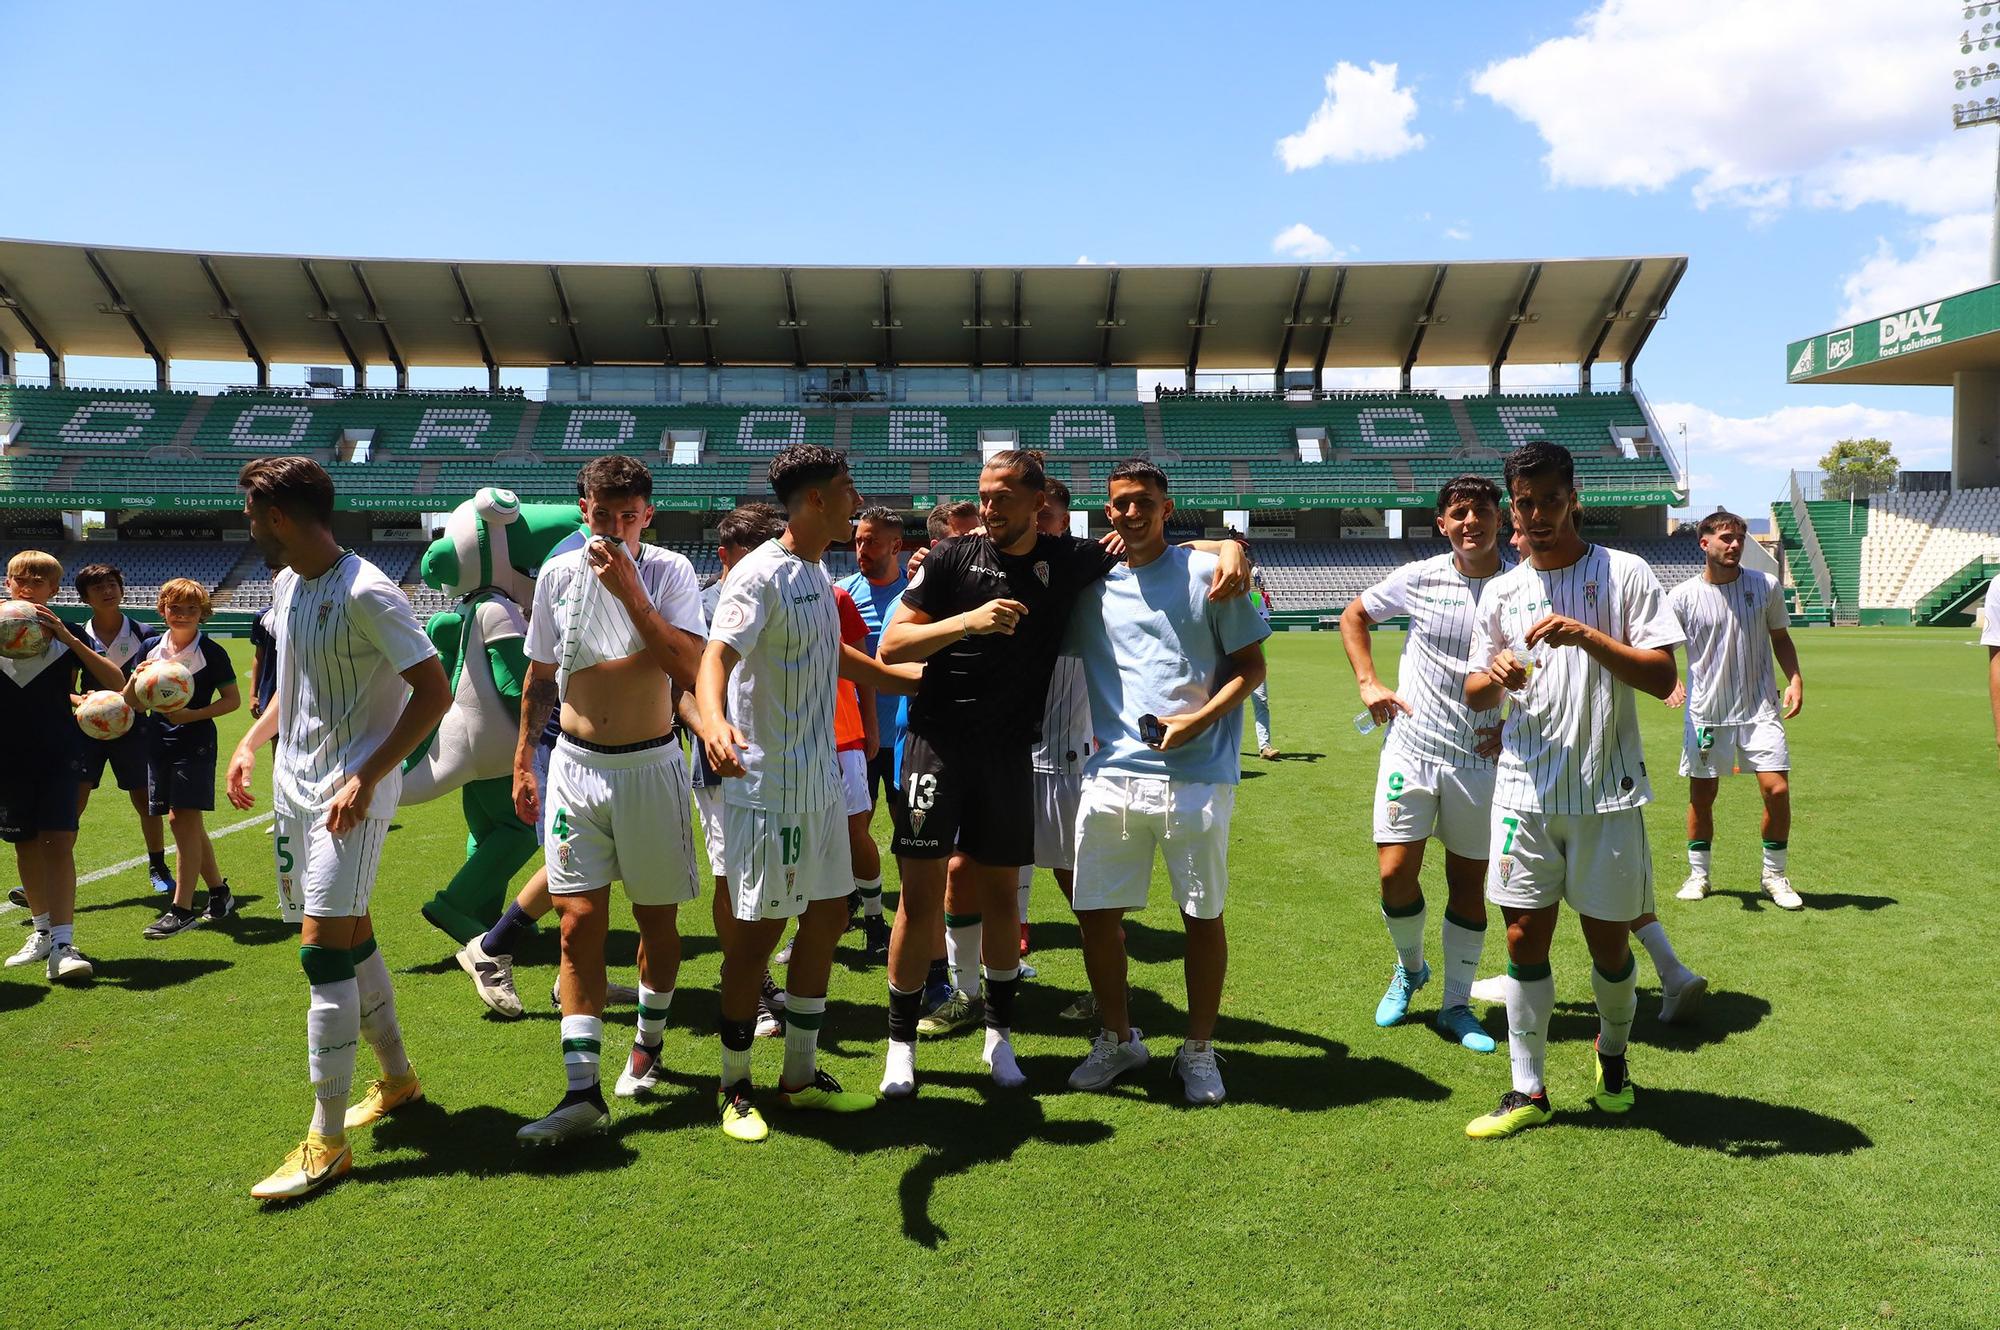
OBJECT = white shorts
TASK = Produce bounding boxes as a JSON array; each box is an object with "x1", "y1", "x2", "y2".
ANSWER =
[
  {"x1": 273, "y1": 805, "x2": 388, "y2": 923},
  {"x1": 694, "y1": 783, "x2": 726, "y2": 881},
  {"x1": 1373, "y1": 751, "x2": 1496, "y2": 860},
  {"x1": 1680, "y1": 715, "x2": 1789, "y2": 778},
  {"x1": 1033, "y1": 768, "x2": 1082, "y2": 871},
  {"x1": 722, "y1": 797, "x2": 851, "y2": 922},
  {"x1": 1071, "y1": 773, "x2": 1235, "y2": 920},
  {"x1": 1486, "y1": 805, "x2": 1655, "y2": 921},
  {"x1": 542, "y1": 737, "x2": 699, "y2": 907},
  {"x1": 531, "y1": 739, "x2": 553, "y2": 847},
  {"x1": 837, "y1": 748, "x2": 870, "y2": 819}
]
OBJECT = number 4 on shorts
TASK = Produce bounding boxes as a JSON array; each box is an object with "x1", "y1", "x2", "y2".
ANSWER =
[{"x1": 552, "y1": 807, "x2": 571, "y2": 839}]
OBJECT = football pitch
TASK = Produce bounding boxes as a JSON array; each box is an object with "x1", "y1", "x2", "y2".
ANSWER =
[{"x1": 3, "y1": 630, "x2": 1992, "y2": 1329}]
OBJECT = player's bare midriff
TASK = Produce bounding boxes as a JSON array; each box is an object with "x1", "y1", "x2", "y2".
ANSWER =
[{"x1": 559, "y1": 650, "x2": 673, "y2": 746}]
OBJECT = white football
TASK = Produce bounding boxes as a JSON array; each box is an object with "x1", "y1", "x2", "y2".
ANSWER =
[
  {"x1": 133, "y1": 659, "x2": 195, "y2": 713},
  {"x1": 0, "y1": 599, "x2": 51, "y2": 660},
  {"x1": 76, "y1": 690, "x2": 135, "y2": 741}
]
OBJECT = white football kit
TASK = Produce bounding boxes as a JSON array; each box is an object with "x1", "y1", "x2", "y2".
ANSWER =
[
  {"x1": 707, "y1": 539, "x2": 850, "y2": 922},
  {"x1": 1358, "y1": 552, "x2": 1501, "y2": 858},
  {"x1": 1669, "y1": 569, "x2": 1791, "y2": 778},
  {"x1": 1469, "y1": 545, "x2": 1683, "y2": 919},
  {"x1": 1981, "y1": 574, "x2": 2000, "y2": 647},
  {"x1": 269, "y1": 552, "x2": 438, "y2": 920},
  {"x1": 1030, "y1": 654, "x2": 1091, "y2": 871},
  {"x1": 525, "y1": 541, "x2": 706, "y2": 906}
]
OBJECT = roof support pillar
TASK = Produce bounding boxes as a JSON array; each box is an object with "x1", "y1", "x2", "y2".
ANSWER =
[
  {"x1": 301, "y1": 259, "x2": 365, "y2": 387},
  {"x1": 1184, "y1": 268, "x2": 1214, "y2": 390},
  {"x1": 1096, "y1": 269, "x2": 1122, "y2": 368},
  {"x1": 549, "y1": 266, "x2": 586, "y2": 365},
  {"x1": 448, "y1": 263, "x2": 499, "y2": 386},
  {"x1": 779, "y1": 268, "x2": 806, "y2": 368},
  {"x1": 1581, "y1": 260, "x2": 1642, "y2": 392},
  {"x1": 645, "y1": 267, "x2": 679, "y2": 366},
  {"x1": 875, "y1": 269, "x2": 898, "y2": 368},
  {"x1": 84, "y1": 249, "x2": 169, "y2": 389},
  {"x1": 0, "y1": 268, "x2": 64, "y2": 387},
  {"x1": 351, "y1": 262, "x2": 408, "y2": 390},
  {"x1": 1401, "y1": 265, "x2": 1447, "y2": 393},
  {"x1": 199, "y1": 256, "x2": 269, "y2": 388},
  {"x1": 1621, "y1": 257, "x2": 1685, "y2": 390},
  {"x1": 1490, "y1": 262, "x2": 1542, "y2": 394},
  {"x1": 689, "y1": 269, "x2": 718, "y2": 366},
  {"x1": 1274, "y1": 266, "x2": 1310, "y2": 382},
  {"x1": 0, "y1": 344, "x2": 10, "y2": 381},
  {"x1": 1311, "y1": 267, "x2": 1348, "y2": 386},
  {"x1": 489, "y1": 364, "x2": 501, "y2": 393}
]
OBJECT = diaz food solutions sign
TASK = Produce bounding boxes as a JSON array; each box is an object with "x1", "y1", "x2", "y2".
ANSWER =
[{"x1": 1786, "y1": 283, "x2": 2000, "y2": 380}]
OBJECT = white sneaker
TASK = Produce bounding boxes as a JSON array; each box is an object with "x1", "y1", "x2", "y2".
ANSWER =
[
  {"x1": 455, "y1": 936, "x2": 523, "y2": 1019},
  {"x1": 6, "y1": 931, "x2": 51, "y2": 968},
  {"x1": 47, "y1": 942, "x2": 93, "y2": 983},
  {"x1": 1677, "y1": 870, "x2": 1711, "y2": 902},
  {"x1": 1762, "y1": 874, "x2": 1803, "y2": 911},
  {"x1": 1068, "y1": 1027, "x2": 1150, "y2": 1091},
  {"x1": 516, "y1": 1097, "x2": 610, "y2": 1147},
  {"x1": 880, "y1": 1039, "x2": 917, "y2": 1099},
  {"x1": 1658, "y1": 972, "x2": 1708, "y2": 1024},
  {"x1": 613, "y1": 1040, "x2": 667, "y2": 1098},
  {"x1": 1171, "y1": 1041, "x2": 1227, "y2": 1105},
  {"x1": 1467, "y1": 974, "x2": 1509, "y2": 1005},
  {"x1": 1059, "y1": 992, "x2": 1099, "y2": 1022}
]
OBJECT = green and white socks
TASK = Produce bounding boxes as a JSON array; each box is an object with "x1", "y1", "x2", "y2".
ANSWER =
[
  {"x1": 1687, "y1": 840, "x2": 1712, "y2": 876},
  {"x1": 636, "y1": 984, "x2": 673, "y2": 1049},
  {"x1": 1762, "y1": 839, "x2": 1788, "y2": 877},
  {"x1": 1382, "y1": 897, "x2": 1426, "y2": 975}
]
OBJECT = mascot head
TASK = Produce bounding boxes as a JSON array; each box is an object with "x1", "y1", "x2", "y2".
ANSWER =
[{"x1": 422, "y1": 487, "x2": 585, "y2": 605}]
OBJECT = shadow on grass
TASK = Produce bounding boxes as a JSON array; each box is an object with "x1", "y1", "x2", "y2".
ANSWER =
[
  {"x1": 347, "y1": 1097, "x2": 644, "y2": 1185},
  {"x1": 400, "y1": 927, "x2": 720, "y2": 979},
  {"x1": 89, "y1": 955, "x2": 232, "y2": 992},
  {"x1": 0, "y1": 978, "x2": 47, "y2": 1012},
  {"x1": 202, "y1": 897, "x2": 297, "y2": 947},
  {"x1": 1715, "y1": 889, "x2": 1897, "y2": 913},
  {"x1": 1544, "y1": 988, "x2": 1773, "y2": 1050},
  {"x1": 1243, "y1": 750, "x2": 1325, "y2": 764},
  {"x1": 1564, "y1": 1087, "x2": 1871, "y2": 1158}
]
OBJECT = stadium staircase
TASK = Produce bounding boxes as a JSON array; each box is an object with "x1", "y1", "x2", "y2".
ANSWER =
[
  {"x1": 1915, "y1": 559, "x2": 1998, "y2": 626},
  {"x1": 1804, "y1": 499, "x2": 1866, "y2": 625},
  {"x1": 1771, "y1": 502, "x2": 1833, "y2": 626}
]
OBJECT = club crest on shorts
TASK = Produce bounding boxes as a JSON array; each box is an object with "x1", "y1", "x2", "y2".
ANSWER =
[
  {"x1": 1583, "y1": 580, "x2": 1599, "y2": 610},
  {"x1": 909, "y1": 809, "x2": 927, "y2": 837},
  {"x1": 1496, "y1": 854, "x2": 1515, "y2": 885},
  {"x1": 1033, "y1": 560, "x2": 1050, "y2": 586}
]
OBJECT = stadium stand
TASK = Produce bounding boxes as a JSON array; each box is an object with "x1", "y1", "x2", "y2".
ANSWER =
[
  {"x1": 0, "y1": 540, "x2": 252, "y2": 605},
  {"x1": 1861, "y1": 486, "x2": 2000, "y2": 610}
]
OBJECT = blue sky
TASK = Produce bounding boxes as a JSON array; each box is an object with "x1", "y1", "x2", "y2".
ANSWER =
[{"x1": 2, "y1": 0, "x2": 1983, "y2": 516}]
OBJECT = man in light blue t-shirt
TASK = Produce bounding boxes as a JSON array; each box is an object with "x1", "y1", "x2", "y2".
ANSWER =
[{"x1": 1063, "y1": 459, "x2": 1269, "y2": 1106}]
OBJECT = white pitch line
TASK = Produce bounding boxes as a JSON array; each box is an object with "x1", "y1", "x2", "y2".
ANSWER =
[{"x1": 0, "y1": 810, "x2": 274, "y2": 917}]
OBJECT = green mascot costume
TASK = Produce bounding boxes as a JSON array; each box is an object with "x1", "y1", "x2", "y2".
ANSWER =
[{"x1": 402, "y1": 487, "x2": 584, "y2": 943}]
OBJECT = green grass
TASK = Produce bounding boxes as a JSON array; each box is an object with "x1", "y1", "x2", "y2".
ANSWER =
[{"x1": 4, "y1": 630, "x2": 1994, "y2": 1328}]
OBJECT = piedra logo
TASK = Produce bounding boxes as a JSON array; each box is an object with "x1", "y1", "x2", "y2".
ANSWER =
[{"x1": 1879, "y1": 303, "x2": 1944, "y2": 358}]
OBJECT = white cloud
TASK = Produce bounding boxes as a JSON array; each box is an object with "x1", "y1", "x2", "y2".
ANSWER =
[
  {"x1": 1271, "y1": 222, "x2": 1347, "y2": 261},
  {"x1": 1276, "y1": 61, "x2": 1425, "y2": 170},
  {"x1": 1654, "y1": 399, "x2": 1951, "y2": 473},
  {"x1": 1838, "y1": 213, "x2": 1994, "y2": 322},
  {"x1": 1473, "y1": 1, "x2": 1959, "y2": 218},
  {"x1": 1074, "y1": 255, "x2": 1117, "y2": 265},
  {"x1": 1444, "y1": 223, "x2": 1472, "y2": 241}
]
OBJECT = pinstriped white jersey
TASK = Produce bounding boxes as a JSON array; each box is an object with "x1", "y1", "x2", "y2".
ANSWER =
[
  {"x1": 707, "y1": 539, "x2": 843, "y2": 814},
  {"x1": 1470, "y1": 545, "x2": 1683, "y2": 815},
  {"x1": 524, "y1": 541, "x2": 705, "y2": 701},
  {"x1": 271, "y1": 552, "x2": 438, "y2": 819},
  {"x1": 1032, "y1": 654, "x2": 1092, "y2": 775},
  {"x1": 1985, "y1": 575, "x2": 2000, "y2": 647},
  {"x1": 1668, "y1": 570, "x2": 1788, "y2": 726},
  {"x1": 1359, "y1": 553, "x2": 1500, "y2": 769}
]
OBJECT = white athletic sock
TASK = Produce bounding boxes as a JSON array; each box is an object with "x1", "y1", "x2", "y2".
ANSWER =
[
  {"x1": 720, "y1": 1036, "x2": 753, "y2": 1089},
  {"x1": 1440, "y1": 911, "x2": 1486, "y2": 1009},
  {"x1": 983, "y1": 1025, "x2": 1026, "y2": 1088},
  {"x1": 1762, "y1": 840, "x2": 1789, "y2": 876},
  {"x1": 636, "y1": 984, "x2": 673, "y2": 1047},
  {"x1": 353, "y1": 944, "x2": 412, "y2": 1079},
  {"x1": 1504, "y1": 967, "x2": 1553, "y2": 1097},
  {"x1": 1019, "y1": 877, "x2": 1032, "y2": 924},
  {"x1": 561, "y1": 1013, "x2": 603, "y2": 1092},
  {"x1": 782, "y1": 993, "x2": 825, "y2": 1088},
  {"x1": 50, "y1": 922, "x2": 73, "y2": 948},
  {"x1": 1632, "y1": 920, "x2": 1694, "y2": 990},
  {"x1": 307, "y1": 977, "x2": 360, "y2": 1136},
  {"x1": 30, "y1": 912, "x2": 49, "y2": 934},
  {"x1": 881, "y1": 1039, "x2": 917, "y2": 1097},
  {"x1": 856, "y1": 875, "x2": 883, "y2": 919},
  {"x1": 1592, "y1": 955, "x2": 1639, "y2": 1057},
  {"x1": 1382, "y1": 901, "x2": 1426, "y2": 974},
  {"x1": 945, "y1": 914, "x2": 982, "y2": 995},
  {"x1": 1688, "y1": 843, "x2": 1713, "y2": 875}
]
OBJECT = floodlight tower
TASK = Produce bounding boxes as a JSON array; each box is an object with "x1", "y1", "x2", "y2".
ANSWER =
[{"x1": 1956, "y1": 4, "x2": 2000, "y2": 279}]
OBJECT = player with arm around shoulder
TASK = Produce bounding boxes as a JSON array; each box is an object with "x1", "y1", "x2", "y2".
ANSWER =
[
  {"x1": 1339, "y1": 475, "x2": 1505, "y2": 1054},
  {"x1": 1459, "y1": 442, "x2": 1682, "y2": 1140}
]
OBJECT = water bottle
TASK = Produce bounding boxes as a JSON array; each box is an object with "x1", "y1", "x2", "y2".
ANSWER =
[{"x1": 1353, "y1": 709, "x2": 1378, "y2": 736}]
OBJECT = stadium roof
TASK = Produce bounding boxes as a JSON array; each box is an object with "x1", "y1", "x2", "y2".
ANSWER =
[
  {"x1": 0, "y1": 237, "x2": 1685, "y2": 380},
  {"x1": 1786, "y1": 279, "x2": 2000, "y2": 386}
]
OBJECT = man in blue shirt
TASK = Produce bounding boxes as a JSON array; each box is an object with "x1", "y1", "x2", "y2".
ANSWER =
[
  {"x1": 835, "y1": 506, "x2": 908, "y2": 817},
  {"x1": 1062, "y1": 459, "x2": 1269, "y2": 1106}
]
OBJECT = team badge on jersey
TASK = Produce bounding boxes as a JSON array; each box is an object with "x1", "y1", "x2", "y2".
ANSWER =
[
  {"x1": 317, "y1": 603, "x2": 333, "y2": 625},
  {"x1": 1033, "y1": 560, "x2": 1050, "y2": 586},
  {"x1": 1583, "y1": 580, "x2": 1599, "y2": 610}
]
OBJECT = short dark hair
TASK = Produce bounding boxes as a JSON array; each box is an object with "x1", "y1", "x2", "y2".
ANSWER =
[
  {"x1": 73, "y1": 563, "x2": 124, "y2": 597},
  {"x1": 239, "y1": 455, "x2": 335, "y2": 525},
  {"x1": 1436, "y1": 474, "x2": 1502, "y2": 513},
  {"x1": 983, "y1": 448, "x2": 1046, "y2": 492},
  {"x1": 1107, "y1": 457, "x2": 1169, "y2": 494},
  {"x1": 1502, "y1": 441, "x2": 1575, "y2": 496},
  {"x1": 855, "y1": 505, "x2": 902, "y2": 533},
  {"x1": 717, "y1": 502, "x2": 786, "y2": 551},
  {"x1": 768, "y1": 444, "x2": 848, "y2": 508},
  {"x1": 926, "y1": 499, "x2": 977, "y2": 540},
  {"x1": 1698, "y1": 509, "x2": 1748, "y2": 538},
  {"x1": 1043, "y1": 477, "x2": 1072, "y2": 510},
  {"x1": 576, "y1": 454, "x2": 653, "y2": 502}
]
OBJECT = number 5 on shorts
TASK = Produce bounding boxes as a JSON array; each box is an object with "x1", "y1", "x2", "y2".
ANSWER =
[{"x1": 1499, "y1": 816, "x2": 1519, "y2": 856}]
